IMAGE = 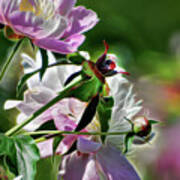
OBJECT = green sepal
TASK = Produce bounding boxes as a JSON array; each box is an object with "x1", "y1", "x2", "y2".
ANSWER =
[
  {"x1": 82, "y1": 61, "x2": 95, "y2": 77},
  {"x1": 68, "y1": 75, "x2": 103, "y2": 102},
  {"x1": 123, "y1": 133, "x2": 134, "y2": 154},
  {"x1": 148, "y1": 120, "x2": 159, "y2": 125}
]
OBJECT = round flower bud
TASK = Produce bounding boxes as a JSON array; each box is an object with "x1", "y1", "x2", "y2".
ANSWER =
[{"x1": 133, "y1": 116, "x2": 152, "y2": 137}]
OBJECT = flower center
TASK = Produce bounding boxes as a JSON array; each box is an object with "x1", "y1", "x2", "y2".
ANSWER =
[{"x1": 19, "y1": 0, "x2": 55, "y2": 20}]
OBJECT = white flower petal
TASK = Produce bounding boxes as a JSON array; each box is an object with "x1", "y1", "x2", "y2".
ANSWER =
[
  {"x1": 106, "y1": 79, "x2": 143, "y2": 151},
  {"x1": 4, "y1": 100, "x2": 22, "y2": 110}
]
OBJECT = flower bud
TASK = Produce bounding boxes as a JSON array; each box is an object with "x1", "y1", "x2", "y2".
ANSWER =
[{"x1": 133, "y1": 116, "x2": 152, "y2": 137}]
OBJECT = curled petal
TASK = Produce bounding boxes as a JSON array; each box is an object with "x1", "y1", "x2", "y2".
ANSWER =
[
  {"x1": 4, "y1": 100, "x2": 22, "y2": 110},
  {"x1": 34, "y1": 34, "x2": 85, "y2": 54},
  {"x1": 56, "y1": 0, "x2": 76, "y2": 16},
  {"x1": 63, "y1": 6, "x2": 99, "y2": 38}
]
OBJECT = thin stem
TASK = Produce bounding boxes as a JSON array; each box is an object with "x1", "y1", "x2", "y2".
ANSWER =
[
  {"x1": 5, "y1": 76, "x2": 84, "y2": 136},
  {"x1": 30, "y1": 61, "x2": 76, "y2": 75},
  {"x1": 0, "y1": 39, "x2": 24, "y2": 81},
  {"x1": 32, "y1": 130, "x2": 131, "y2": 143}
]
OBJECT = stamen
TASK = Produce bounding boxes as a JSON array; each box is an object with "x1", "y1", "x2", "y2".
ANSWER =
[
  {"x1": 19, "y1": 0, "x2": 35, "y2": 13},
  {"x1": 20, "y1": 0, "x2": 55, "y2": 20}
]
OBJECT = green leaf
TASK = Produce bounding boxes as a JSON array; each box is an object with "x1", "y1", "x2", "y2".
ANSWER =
[
  {"x1": 52, "y1": 135, "x2": 63, "y2": 156},
  {"x1": 13, "y1": 135, "x2": 40, "y2": 180},
  {"x1": 35, "y1": 156, "x2": 61, "y2": 180},
  {"x1": 39, "y1": 48, "x2": 48, "y2": 80},
  {"x1": 0, "y1": 134, "x2": 40, "y2": 180},
  {"x1": 97, "y1": 97, "x2": 114, "y2": 141},
  {"x1": 0, "y1": 38, "x2": 24, "y2": 81}
]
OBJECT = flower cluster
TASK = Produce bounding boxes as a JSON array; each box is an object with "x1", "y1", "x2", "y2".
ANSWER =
[{"x1": 0, "y1": 1, "x2": 157, "y2": 179}]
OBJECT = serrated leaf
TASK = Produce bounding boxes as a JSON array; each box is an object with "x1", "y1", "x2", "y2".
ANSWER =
[
  {"x1": 39, "y1": 48, "x2": 48, "y2": 81},
  {"x1": 0, "y1": 134, "x2": 40, "y2": 180}
]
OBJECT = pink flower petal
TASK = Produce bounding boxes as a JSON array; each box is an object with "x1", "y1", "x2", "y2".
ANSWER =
[
  {"x1": 56, "y1": 135, "x2": 78, "y2": 155},
  {"x1": 34, "y1": 34, "x2": 85, "y2": 54},
  {"x1": 96, "y1": 145, "x2": 141, "y2": 180},
  {"x1": 37, "y1": 139, "x2": 53, "y2": 158},
  {"x1": 8, "y1": 11, "x2": 43, "y2": 38},
  {"x1": 77, "y1": 137, "x2": 102, "y2": 154},
  {"x1": 60, "y1": 152, "x2": 100, "y2": 180},
  {"x1": 56, "y1": 0, "x2": 76, "y2": 16},
  {"x1": 63, "y1": 6, "x2": 99, "y2": 38}
]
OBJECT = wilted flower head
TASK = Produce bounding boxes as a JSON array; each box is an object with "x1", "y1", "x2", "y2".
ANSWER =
[
  {"x1": 0, "y1": 0, "x2": 98, "y2": 53},
  {"x1": 95, "y1": 41, "x2": 130, "y2": 77}
]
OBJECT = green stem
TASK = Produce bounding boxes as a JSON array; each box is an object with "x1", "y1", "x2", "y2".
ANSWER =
[
  {"x1": 0, "y1": 39, "x2": 24, "y2": 81},
  {"x1": 32, "y1": 130, "x2": 131, "y2": 143},
  {"x1": 29, "y1": 61, "x2": 75, "y2": 75},
  {"x1": 5, "y1": 76, "x2": 84, "y2": 137}
]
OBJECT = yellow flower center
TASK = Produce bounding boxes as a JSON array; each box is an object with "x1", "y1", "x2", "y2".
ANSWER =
[{"x1": 19, "y1": 0, "x2": 55, "y2": 20}]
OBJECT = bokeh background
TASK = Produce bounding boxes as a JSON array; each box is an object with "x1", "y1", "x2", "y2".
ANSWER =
[{"x1": 1, "y1": 0, "x2": 180, "y2": 179}]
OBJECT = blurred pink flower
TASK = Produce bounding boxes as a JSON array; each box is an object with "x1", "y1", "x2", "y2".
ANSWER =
[
  {"x1": 0, "y1": 0, "x2": 98, "y2": 53},
  {"x1": 155, "y1": 123, "x2": 180, "y2": 180}
]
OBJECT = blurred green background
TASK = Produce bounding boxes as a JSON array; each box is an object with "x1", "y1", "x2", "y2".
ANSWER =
[{"x1": 1, "y1": 0, "x2": 180, "y2": 179}]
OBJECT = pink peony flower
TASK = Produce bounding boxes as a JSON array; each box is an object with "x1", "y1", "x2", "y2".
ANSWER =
[{"x1": 0, "y1": 0, "x2": 98, "y2": 54}]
